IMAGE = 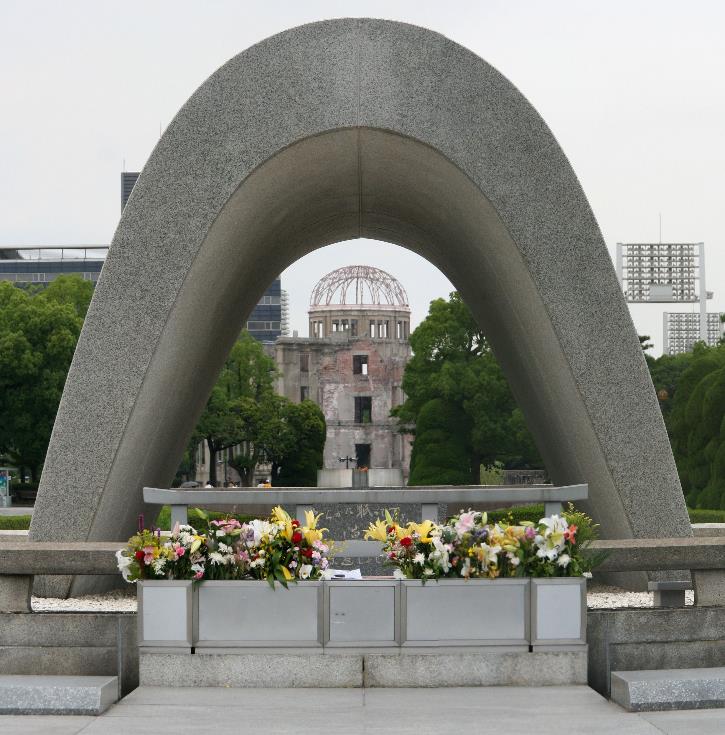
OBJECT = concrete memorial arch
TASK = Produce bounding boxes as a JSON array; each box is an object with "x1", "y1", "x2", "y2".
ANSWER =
[{"x1": 30, "y1": 19, "x2": 690, "y2": 593}]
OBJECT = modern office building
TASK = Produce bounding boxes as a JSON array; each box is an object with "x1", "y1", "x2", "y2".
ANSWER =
[{"x1": 0, "y1": 247, "x2": 105, "y2": 283}]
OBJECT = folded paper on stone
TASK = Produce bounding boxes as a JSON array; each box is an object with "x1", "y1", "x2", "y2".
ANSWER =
[{"x1": 314, "y1": 503, "x2": 447, "y2": 574}]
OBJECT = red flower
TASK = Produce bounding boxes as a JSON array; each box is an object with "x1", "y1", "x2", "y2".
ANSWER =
[
  {"x1": 291, "y1": 519, "x2": 300, "y2": 528},
  {"x1": 301, "y1": 548, "x2": 313, "y2": 558},
  {"x1": 386, "y1": 525, "x2": 395, "y2": 534},
  {"x1": 292, "y1": 531, "x2": 303, "y2": 544},
  {"x1": 564, "y1": 524, "x2": 578, "y2": 544},
  {"x1": 134, "y1": 550, "x2": 144, "y2": 561},
  {"x1": 400, "y1": 537, "x2": 413, "y2": 548}
]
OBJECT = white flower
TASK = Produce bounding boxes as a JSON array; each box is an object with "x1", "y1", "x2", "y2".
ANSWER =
[
  {"x1": 478, "y1": 542, "x2": 501, "y2": 567},
  {"x1": 299, "y1": 564, "x2": 313, "y2": 580},
  {"x1": 217, "y1": 542, "x2": 232, "y2": 554},
  {"x1": 393, "y1": 568, "x2": 406, "y2": 579},
  {"x1": 413, "y1": 553, "x2": 426, "y2": 565},
  {"x1": 209, "y1": 552, "x2": 225, "y2": 565},
  {"x1": 557, "y1": 553, "x2": 571, "y2": 568},
  {"x1": 507, "y1": 553, "x2": 520, "y2": 567},
  {"x1": 249, "y1": 519, "x2": 275, "y2": 545},
  {"x1": 116, "y1": 550, "x2": 133, "y2": 582},
  {"x1": 454, "y1": 511, "x2": 477, "y2": 537},
  {"x1": 152, "y1": 557, "x2": 167, "y2": 575}
]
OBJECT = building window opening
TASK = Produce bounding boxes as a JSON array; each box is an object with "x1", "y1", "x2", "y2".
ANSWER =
[
  {"x1": 396, "y1": 321, "x2": 402, "y2": 339},
  {"x1": 332, "y1": 321, "x2": 339, "y2": 332},
  {"x1": 369, "y1": 321, "x2": 376, "y2": 338},
  {"x1": 341, "y1": 319, "x2": 349, "y2": 331},
  {"x1": 300, "y1": 386, "x2": 309, "y2": 401},
  {"x1": 353, "y1": 354, "x2": 368, "y2": 375},
  {"x1": 350, "y1": 319, "x2": 358, "y2": 336},
  {"x1": 300, "y1": 353, "x2": 309, "y2": 372},
  {"x1": 354, "y1": 396, "x2": 372, "y2": 424},
  {"x1": 355, "y1": 443, "x2": 371, "y2": 468}
]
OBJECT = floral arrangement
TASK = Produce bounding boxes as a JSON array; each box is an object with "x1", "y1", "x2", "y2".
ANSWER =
[
  {"x1": 363, "y1": 506, "x2": 598, "y2": 580},
  {"x1": 116, "y1": 506, "x2": 331, "y2": 587}
]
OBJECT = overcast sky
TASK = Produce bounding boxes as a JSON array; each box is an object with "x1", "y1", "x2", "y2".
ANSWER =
[{"x1": 2, "y1": 0, "x2": 724, "y2": 354}]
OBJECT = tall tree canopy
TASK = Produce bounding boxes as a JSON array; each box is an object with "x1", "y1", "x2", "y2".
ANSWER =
[
  {"x1": 665, "y1": 343, "x2": 725, "y2": 508},
  {"x1": 0, "y1": 277, "x2": 93, "y2": 481},
  {"x1": 394, "y1": 293, "x2": 542, "y2": 485},
  {"x1": 194, "y1": 331, "x2": 278, "y2": 485},
  {"x1": 194, "y1": 331, "x2": 325, "y2": 486}
]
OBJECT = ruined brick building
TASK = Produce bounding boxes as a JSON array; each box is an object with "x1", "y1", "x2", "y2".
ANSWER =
[{"x1": 275, "y1": 265, "x2": 413, "y2": 479}]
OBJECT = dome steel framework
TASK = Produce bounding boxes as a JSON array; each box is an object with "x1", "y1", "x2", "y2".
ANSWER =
[{"x1": 310, "y1": 265, "x2": 409, "y2": 307}]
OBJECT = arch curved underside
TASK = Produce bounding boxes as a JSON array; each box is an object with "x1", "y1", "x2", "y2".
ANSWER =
[{"x1": 30, "y1": 19, "x2": 690, "y2": 595}]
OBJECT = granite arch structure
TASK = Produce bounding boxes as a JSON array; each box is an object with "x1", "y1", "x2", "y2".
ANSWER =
[{"x1": 31, "y1": 19, "x2": 690, "y2": 594}]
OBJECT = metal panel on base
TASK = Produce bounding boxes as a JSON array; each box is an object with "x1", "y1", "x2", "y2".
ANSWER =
[
  {"x1": 324, "y1": 580, "x2": 399, "y2": 647},
  {"x1": 194, "y1": 580, "x2": 323, "y2": 648},
  {"x1": 401, "y1": 579, "x2": 530, "y2": 647}
]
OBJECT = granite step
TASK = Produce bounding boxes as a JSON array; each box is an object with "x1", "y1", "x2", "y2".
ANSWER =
[
  {"x1": 0, "y1": 674, "x2": 118, "y2": 715},
  {"x1": 611, "y1": 667, "x2": 725, "y2": 711}
]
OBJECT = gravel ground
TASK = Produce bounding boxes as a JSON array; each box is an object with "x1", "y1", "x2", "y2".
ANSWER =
[
  {"x1": 31, "y1": 588, "x2": 137, "y2": 612},
  {"x1": 31, "y1": 583, "x2": 694, "y2": 612},
  {"x1": 586, "y1": 583, "x2": 694, "y2": 609}
]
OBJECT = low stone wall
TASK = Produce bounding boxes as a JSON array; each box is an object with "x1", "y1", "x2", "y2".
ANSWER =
[
  {"x1": 0, "y1": 612, "x2": 137, "y2": 696},
  {"x1": 587, "y1": 606, "x2": 725, "y2": 697},
  {"x1": 140, "y1": 650, "x2": 588, "y2": 688}
]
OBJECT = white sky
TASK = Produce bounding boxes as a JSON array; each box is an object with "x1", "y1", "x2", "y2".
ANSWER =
[{"x1": 2, "y1": 0, "x2": 724, "y2": 354}]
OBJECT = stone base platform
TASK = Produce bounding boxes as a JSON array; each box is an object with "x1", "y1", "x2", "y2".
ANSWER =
[
  {"x1": 0, "y1": 675, "x2": 118, "y2": 715},
  {"x1": 611, "y1": 667, "x2": 725, "y2": 711},
  {"x1": 140, "y1": 649, "x2": 587, "y2": 688}
]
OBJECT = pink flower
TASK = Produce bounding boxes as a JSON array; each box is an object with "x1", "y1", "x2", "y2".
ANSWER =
[
  {"x1": 193, "y1": 570, "x2": 204, "y2": 580},
  {"x1": 524, "y1": 526, "x2": 536, "y2": 540},
  {"x1": 175, "y1": 547, "x2": 186, "y2": 557},
  {"x1": 454, "y1": 511, "x2": 477, "y2": 536}
]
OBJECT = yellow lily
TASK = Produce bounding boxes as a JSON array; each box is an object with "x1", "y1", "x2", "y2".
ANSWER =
[
  {"x1": 281, "y1": 566, "x2": 293, "y2": 581},
  {"x1": 304, "y1": 528, "x2": 323, "y2": 544},
  {"x1": 407, "y1": 520, "x2": 435, "y2": 543},
  {"x1": 272, "y1": 506, "x2": 294, "y2": 541},
  {"x1": 304, "y1": 509, "x2": 324, "y2": 530},
  {"x1": 364, "y1": 519, "x2": 389, "y2": 542}
]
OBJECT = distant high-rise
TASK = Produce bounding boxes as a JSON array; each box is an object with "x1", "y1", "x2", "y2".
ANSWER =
[{"x1": 121, "y1": 172, "x2": 140, "y2": 211}]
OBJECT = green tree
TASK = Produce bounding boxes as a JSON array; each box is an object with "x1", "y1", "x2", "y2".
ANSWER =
[
  {"x1": 394, "y1": 293, "x2": 542, "y2": 484},
  {"x1": 0, "y1": 277, "x2": 90, "y2": 481},
  {"x1": 640, "y1": 334, "x2": 694, "y2": 418},
  {"x1": 194, "y1": 331, "x2": 277, "y2": 485},
  {"x1": 665, "y1": 343, "x2": 725, "y2": 507},
  {"x1": 407, "y1": 398, "x2": 472, "y2": 485},
  {"x1": 273, "y1": 400, "x2": 326, "y2": 486}
]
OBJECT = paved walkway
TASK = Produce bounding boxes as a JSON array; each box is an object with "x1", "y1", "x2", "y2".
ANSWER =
[
  {"x1": 0, "y1": 506, "x2": 32, "y2": 516},
  {"x1": 2, "y1": 686, "x2": 725, "y2": 734}
]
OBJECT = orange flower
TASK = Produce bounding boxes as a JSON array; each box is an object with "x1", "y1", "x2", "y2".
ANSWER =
[{"x1": 564, "y1": 524, "x2": 578, "y2": 544}]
